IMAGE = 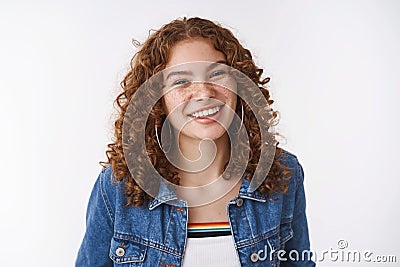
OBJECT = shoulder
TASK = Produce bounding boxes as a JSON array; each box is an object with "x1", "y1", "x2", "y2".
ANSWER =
[
  {"x1": 277, "y1": 148, "x2": 305, "y2": 190},
  {"x1": 278, "y1": 148, "x2": 299, "y2": 167},
  {"x1": 275, "y1": 149, "x2": 308, "y2": 222},
  {"x1": 98, "y1": 164, "x2": 120, "y2": 192},
  {"x1": 100, "y1": 164, "x2": 130, "y2": 189},
  {"x1": 94, "y1": 164, "x2": 125, "y2": 213}
]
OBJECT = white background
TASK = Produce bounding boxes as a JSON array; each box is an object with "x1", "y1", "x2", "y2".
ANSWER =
[{"x1": 1, "y1": 0, "x2": 399, "y2": 266}]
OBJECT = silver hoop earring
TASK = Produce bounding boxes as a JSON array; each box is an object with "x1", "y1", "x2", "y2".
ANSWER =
[
  {"x1": 155, "y1": 120, "x2": 172, "y2": 153},
  {"x1": 237, "y1": 101, "x2": 244, "y2": 133}
]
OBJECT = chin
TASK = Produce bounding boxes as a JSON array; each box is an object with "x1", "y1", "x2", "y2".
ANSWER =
[{"x1": 193, "y1": 128, "x2": 229, "y2": 141}]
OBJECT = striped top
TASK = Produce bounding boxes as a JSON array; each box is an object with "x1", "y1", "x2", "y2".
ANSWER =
[{"x1": 187, "y1": 221, "x2": 231, "y2": 238}]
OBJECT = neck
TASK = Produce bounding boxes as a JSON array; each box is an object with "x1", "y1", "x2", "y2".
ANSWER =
[{"x1": 169, "y1": 131, "x2": 231, "y2": 187}]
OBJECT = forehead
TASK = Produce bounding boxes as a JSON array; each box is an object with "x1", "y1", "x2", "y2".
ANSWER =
[{"x1": 166, "y1": 38, "x2": 226, "y2": 68}]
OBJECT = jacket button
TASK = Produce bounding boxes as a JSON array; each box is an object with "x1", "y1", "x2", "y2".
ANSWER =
[
  {"x1": 250, "y1": 252, "x2": 258, "y2": 262},
  {"x1": 116, "y1": 247, "x2": 125, "y2": 257},
  {"x1": 236, "y1": 198, "x2": 244, "y2": 207}
]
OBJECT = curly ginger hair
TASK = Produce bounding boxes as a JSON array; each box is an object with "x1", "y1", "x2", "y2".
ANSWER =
[{"x1": 100, "y1": 17, "x2": 293, "y2": 207}]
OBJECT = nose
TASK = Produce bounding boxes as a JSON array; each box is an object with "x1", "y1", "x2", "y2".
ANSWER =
[{"x1": 191, "y1": 82, "x2": 215, "y2": 101}]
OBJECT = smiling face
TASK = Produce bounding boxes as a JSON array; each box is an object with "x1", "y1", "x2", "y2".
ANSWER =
[{"x1": 162, "y1": 38, "x2": 238, "y2": 142}]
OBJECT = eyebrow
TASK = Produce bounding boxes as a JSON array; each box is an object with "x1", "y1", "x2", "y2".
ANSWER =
[
  {"x1": 206, "y1": 60, "x2": 229, "y2": 71},
  {"x1": 165, "y1": 60, "x2": 228, "y2": 81},
  {"x1": 165, "y1": 70, "x2": 193, "y2": 81}
]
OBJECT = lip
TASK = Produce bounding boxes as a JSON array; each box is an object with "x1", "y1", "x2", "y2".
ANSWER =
[
  {"x1": 186, "y1": 104, "x2": 224, "y2": 116},
  {"x1": 187, "y1": 105, "x2": 225, "y2": 124}
]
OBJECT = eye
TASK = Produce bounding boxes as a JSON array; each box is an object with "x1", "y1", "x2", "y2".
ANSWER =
[
  {"x1": 210, "y1": 70, "x2": 226, "y2": 78},
  {"x1": 173, "y1": 79, "x2": 190, "y2": 86}
]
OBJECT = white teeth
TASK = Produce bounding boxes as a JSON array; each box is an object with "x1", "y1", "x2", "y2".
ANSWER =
[{"x1": 190, "y1": 106, "x2": 221, "y2": 118}]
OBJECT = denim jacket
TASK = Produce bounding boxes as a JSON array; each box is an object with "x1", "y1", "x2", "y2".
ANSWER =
[{"x1": 76, "y1": 149, "x2": 315, "y2": 267}]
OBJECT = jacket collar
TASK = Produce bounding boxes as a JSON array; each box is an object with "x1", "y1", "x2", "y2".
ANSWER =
[{"x1": 148, "y1": 174, "x2": 268, "y2": 210}]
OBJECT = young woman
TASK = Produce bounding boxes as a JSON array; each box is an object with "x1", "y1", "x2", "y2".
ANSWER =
[{"x1": 76, "y1": 17, "x2": 315, "y2": 267}]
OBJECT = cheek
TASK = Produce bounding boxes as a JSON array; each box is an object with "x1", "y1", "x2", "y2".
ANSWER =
[
  {"x1": 222, "y1": 88, "x2": 237, "y2": 106},
  {"x1": 162, "y1": 91, "x2": 186, "y2": 114},
  {"x1": 217, "y1": 79, "x2": 237, "y2": 102},
  {"x1": 162, "y1": 98, "x2": 173, "y2": 115}
]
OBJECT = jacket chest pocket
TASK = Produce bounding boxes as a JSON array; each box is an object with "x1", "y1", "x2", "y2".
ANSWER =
[
  {"x1": 245, "y1": 233, "x2": 280, "y2": 267},
  {"x1": 109, "y1": 233, "x2": 148, "y2": 266},
  {"x1": 275, "y1": 222, "x2": 294, "y2": 266},
  {"x1": 278, "y1": 221, "x2": 293, "y2": 249}
]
